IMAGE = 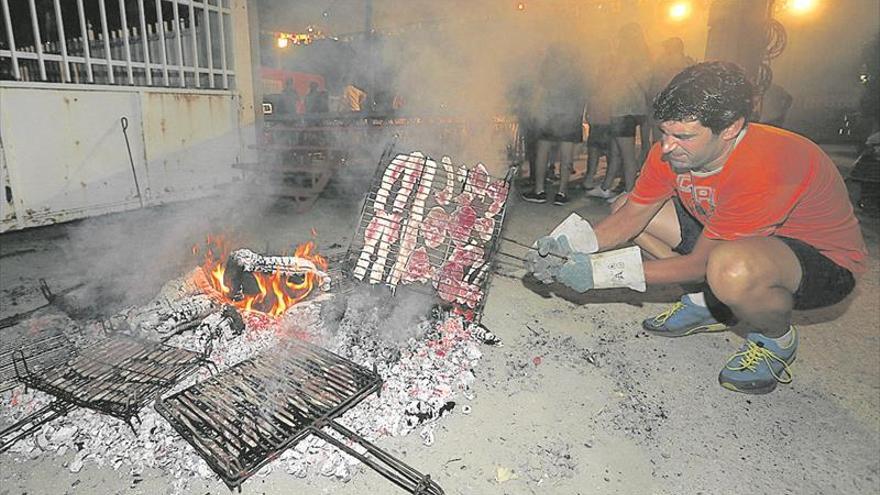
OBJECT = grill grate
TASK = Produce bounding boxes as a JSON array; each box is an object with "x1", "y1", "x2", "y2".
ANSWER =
[
  {"x1": 155, "y1": 339, "x2": 443, "y2": 493},
  {"x1": 13, "y1": 335, "x2": 204, "y2": 426},
  {"x1": 343, "y1": 150, "x2": 514, "y2": 322},
  {"x1": 1, "y1": 329, "x2": 71, "y2": 394}
]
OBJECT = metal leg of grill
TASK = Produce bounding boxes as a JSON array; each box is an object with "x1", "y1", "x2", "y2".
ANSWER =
[
  {"x1": 0, "y1": 401, "x2": 76, "y2": 453},
  {"x1": 312, "y1": 421, "x2": 445, "y2": 495}
]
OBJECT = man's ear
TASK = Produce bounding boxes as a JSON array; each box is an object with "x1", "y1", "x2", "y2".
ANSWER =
[{"x1": 720, "y1": 117, "x2": 745, "y2": 141}]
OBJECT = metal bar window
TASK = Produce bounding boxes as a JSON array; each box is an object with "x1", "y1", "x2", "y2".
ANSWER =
[
  {"x1": 75, "y1": 0, "x2": 93, "y2": 83},
  {"x1": 171, "y1": 0, "x2": 185, "y2": 87},
  {"x1": 52, "y1": 0, "x2": 70, "y2": 82},
  {"x1": 136, "y1": 0, "x2": 152, "y2": 86},
  {"x1": 217, "y1": 1, "x2": 229, "y2": 89},
  {"x1": 0, "y1": 0, "x2": 235, "y2": 89},
  {"x1": 118, "y1": 0, "x2": 134, "y2": 84},
  {"x1": 1, "y1": 0, "x2": 20, "y2": 80},
  {"x1": 27, "y1": 0, "x2": 46, "y2": 80},
  {"x1": 203, "y1": 1, "x2": 214, "y2": 88},
  {"x1": 155, "y1": 0, "x2": 170, "y2": 86},
  {"x1": 97, "y1": 0, "x2": 115, "y2": 84},
  {"x1": 187, "y1": 0, "x2": 199, "y2": 88}
]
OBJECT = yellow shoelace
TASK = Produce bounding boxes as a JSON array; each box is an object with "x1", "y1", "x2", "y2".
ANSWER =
[
  {"x1": 726, "y1": 341, "x2": 793, "y2": 383},
  {"x1": 651, "y1": 301, "x2": 685, "y2": 326}
]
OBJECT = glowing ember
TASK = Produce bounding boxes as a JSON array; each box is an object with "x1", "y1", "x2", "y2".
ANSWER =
[{"x1": 196, "y1": 235, "x2": 328, "y2": 317}]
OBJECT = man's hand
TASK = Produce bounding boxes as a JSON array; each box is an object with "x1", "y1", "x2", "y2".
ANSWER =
[
  {"x1": 548, "y1": 213, "x2": 599, "y2": 254},
  {"x1": 524, "y1": 234, "x2": 573, "y2": 284},
  {"x1": 524, "y1": 213, "x2": 599, "y2": 285},
  {"x1": 557, "y1": 252, "x2": 594, "y2": 292}
]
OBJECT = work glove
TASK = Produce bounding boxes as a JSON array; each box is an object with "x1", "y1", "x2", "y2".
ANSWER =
[
  {"x1": 524, "y1": 234, "x2": 574, "y2": 284},
  {"x1": 547, "y1": 213, "x2": 599, "y2": 254},
  {"x1": 557, "y1": 252, "x2": 595, "y2": 293},
  {"x1": 556, "y1": 247, "x2": 648, "y2": 293},
  {"x1": 524, "y1": 213, "x2": 598, "y2": 284}
]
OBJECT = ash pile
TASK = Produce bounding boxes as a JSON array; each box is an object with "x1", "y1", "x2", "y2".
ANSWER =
[{"x1": 0, "y1": 150, "x2": 514, "y2": 493}]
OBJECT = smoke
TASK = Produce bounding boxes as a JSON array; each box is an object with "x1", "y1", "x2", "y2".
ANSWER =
[
  {"x1": 22, "y1": 1, "x2": 737, "y2": 321},
  {"x1": 322, "y1": 283, "x2": 436, "y2": 345},
  {"x1": 258, "y1": 1, "x2": 648, "y2": 180},
  {"x1": 54, "y1": 199, "x2": 245, "y2": 315}
]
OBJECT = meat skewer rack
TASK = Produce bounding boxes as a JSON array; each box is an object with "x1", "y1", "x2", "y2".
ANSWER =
[{"x1": 343, "y1": 148, "x2": 515, "y2": 323}]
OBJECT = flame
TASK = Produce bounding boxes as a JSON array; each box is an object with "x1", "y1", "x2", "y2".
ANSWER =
[{"x1": 195, "y1": 235, "x2": 328, "y2": 318}]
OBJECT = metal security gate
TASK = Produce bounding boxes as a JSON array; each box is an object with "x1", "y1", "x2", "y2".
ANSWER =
[{"x1": 1, "y1": 0, "x2": 235, "y2": 89}]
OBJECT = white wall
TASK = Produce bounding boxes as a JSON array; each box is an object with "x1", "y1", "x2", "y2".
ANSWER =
[
  {"x1": 0, "y1": 83, "x2": 252, "y2": 232},
  {"x1": 0, "y1": 0, "x2": 259, "y2": 233}
]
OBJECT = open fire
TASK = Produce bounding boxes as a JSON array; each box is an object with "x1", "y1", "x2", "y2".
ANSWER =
[
  {"x1": 0, "y1": 150, "x2": 515, "y2": 494},
  {"x1": 194, "y1": 235, "x2": 329, "y2": 317}
]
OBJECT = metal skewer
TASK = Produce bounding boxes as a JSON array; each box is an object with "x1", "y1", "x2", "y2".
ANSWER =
[{"x1": 500, "y1": 236, "x2": 569, "y2": 260}]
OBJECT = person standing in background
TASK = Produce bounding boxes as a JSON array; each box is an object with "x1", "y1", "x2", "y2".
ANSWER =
[
  {"x1": 305, "y1": 81, "x2": 329, "y2": 114},
  {"x1": 522, "y1": 44, "x2": 587, "y2": 206},
  {"x1": 281, "y1": 78, "x2": 301, "y2": 115},
  {"x1": 586, "y1": 23, "x2": 651, "y2": 202},
  {"x1": 509, "y1": 79, "x2": 540, "y2": 189},
  {"x1": 582, "y1": 50, "x2": 615, "y2": 191}
]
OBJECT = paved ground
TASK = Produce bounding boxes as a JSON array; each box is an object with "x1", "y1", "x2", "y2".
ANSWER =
[{"x1": 1, "y1": 149, "x2": 878, "y2": 495}]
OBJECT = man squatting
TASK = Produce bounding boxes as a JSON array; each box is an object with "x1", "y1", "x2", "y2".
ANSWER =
[{"x1": 526, "y1": 61, "x2": 867, "y2": 394}]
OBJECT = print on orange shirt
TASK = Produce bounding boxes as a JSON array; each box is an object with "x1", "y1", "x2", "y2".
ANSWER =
[{"x1": 676, "y1": 174, "x2": 716, "y2": 218}]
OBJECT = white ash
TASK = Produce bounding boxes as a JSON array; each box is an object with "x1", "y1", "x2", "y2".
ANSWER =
[
  {"x1": 125, "y1": 294, "x2": 217, "y2": 336},
  {"x1": 520, "y1": 437, "x2": 578, "y2": 484},
  {"x1": 1, "y1": 268, "x2": 485, "y2": 491}
]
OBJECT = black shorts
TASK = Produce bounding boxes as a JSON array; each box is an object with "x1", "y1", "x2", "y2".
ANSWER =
[
  {"x1": 587, "y1": 124, "x2": 611, "y2": 148},
  {"x1": 537, "y1": 114, "x2": 583, "y2": 143},
  {"x1": 671, "y1": 198, "x2": 855, "y2": 310},
  {"x1": 610, "y1": 115, "x2": 638, "y2": 137}
]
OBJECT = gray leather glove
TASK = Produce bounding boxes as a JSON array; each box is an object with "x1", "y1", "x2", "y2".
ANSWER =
[
  {"x1": 557, "y1": 252, "x2": 594, "y2": 292},
  {"x1": 524, "y1": 234, "x2": 574, "y2": 284}
]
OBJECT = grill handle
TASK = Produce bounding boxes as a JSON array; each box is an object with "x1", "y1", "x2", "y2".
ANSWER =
[{"x1": 310, "y1": 420, "x2": 445, "y2": 495}]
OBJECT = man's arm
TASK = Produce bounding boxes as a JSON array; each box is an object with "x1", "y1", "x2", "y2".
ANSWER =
[
  {"x1": 644, "y1": 233, "x2": 721, "y2": 285},
  {"x1": 594, "y1": 198, "x2": 665, "y2": 251}
]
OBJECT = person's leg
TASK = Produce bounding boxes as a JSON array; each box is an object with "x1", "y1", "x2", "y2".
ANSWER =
[
  {"x1": 617, "y1": 135, "x2": 638, "y2": 191},
  {"x1": 525, "y1": 130, "x2": 538, "y2": 184},
  {"x1": 601, "y1": 139, "x2": 621, "y2": 191},
  {"x1": 587, "y1": 123, "x2": 620, "y2": 198},
  {"x1": 713, "y1": 237, "x2": 856, "y2": 393},
  {"x1": 584, "y1": 145, "x2": 600, "y2": 188},
  {"x1": 550, "y1": 143, "x2": 561, "y2": 179},
  {"x1": 705, "y1": 238, "x2": 802, "y2": 338},
  {"x1": 635, "y1": 198, "x2": 730, "y2": 337},
  {"x1": 534, "y1": 139, "x2": 552, "y2": 194},
  {"x1": 558, "y1": 141, "x2": 574, "y2": 196},
  {"x1": 609, "y1": 194, "x2": 681, "y2": 259},
  {"x1": 708, "y1": 237, "x2": 801, "y2": 394}
]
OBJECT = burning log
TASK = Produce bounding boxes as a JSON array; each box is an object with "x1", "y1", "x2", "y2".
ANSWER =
[
  {"x1": 129, "y1": 294, "x2": 217, "y2": 337},
  {"x1": 226, "y1": 249, "x2": 331, "y2": 293}
]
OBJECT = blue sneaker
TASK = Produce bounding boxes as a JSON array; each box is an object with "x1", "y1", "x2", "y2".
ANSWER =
[
  {"x1": 642, "y1": 295, "x2": 729, "y2": 337},
  {"x1": 719, "y1": 328, "x2": 797, "y2": 394}
]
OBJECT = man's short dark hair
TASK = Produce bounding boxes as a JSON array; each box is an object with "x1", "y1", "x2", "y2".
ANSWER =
[{"x1": 653, "y1": 61, "x2": 754, "y2": 134}]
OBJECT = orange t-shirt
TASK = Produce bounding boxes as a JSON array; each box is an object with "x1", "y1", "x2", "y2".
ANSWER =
[{"x1": 630, "y1": 124, "x2": 868, "y2": 274}]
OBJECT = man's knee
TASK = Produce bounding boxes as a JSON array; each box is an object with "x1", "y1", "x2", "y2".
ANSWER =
[
  {"x1": 706, "y1": 240, "x2": 767, "y2": 304},
  {"x1": 706, "y1": 238, "x2": 795, "y2": 305}
]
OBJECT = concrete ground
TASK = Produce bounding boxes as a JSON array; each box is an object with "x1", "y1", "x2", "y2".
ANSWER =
[{"x1": 1, "y1": 149, "x2": 878, "y2": 495}]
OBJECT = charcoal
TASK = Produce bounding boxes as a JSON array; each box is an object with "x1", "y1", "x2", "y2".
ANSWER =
[{"x1": 1, "y1": 265, "x2": 486, "y2": 492}]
